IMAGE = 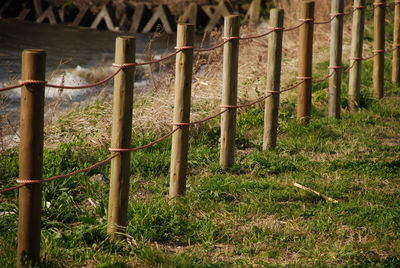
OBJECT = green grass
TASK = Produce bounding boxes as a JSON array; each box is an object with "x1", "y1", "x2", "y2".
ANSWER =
[
  {"x1": 1, "y1": 15, "x2": 400, "y2": 268},
  {"x1": 1, "y1": 87, "x2": 399, "y2": 267}
]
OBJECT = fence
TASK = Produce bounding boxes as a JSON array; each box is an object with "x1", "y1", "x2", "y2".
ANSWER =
[{"x1": 0, "y1": 0, "x2": 399, "y2": 266}]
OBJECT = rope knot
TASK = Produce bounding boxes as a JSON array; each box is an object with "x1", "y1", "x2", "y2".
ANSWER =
[
  {"x1": 296, "y1": 76, "x2": 312, "y2": 80},
  {"x1": 267, "y1": 27, "x2": 285, "y2": 31},
  {"x1": 16, "y1": 178, "x2": 40, "y2": 184},
  {"x1": 298, "y1": 18, "x2": 314, "y2": 23},
  {"x1": 112, "y1": 63, "x2": 136, "y2": 69},
  {"x1": 328, "y1": 66, "x2": 342, "y2": 69},
  {"x1": 171, "y1": 122, "x2": 191, "y2": 126},
  {"x1": 222, "y1": 36, "x2": 241, "y2": 41},
  {"x1": 175, "y1": 46, "x2": 194, "y2": 51},
  {"x1": 330, "y1": 13, "x2": 345, "y2": 17},
  {"x1": 373, "y1": 2, "x2": 386, "y2": 7},
  {"x1": 19, "y1": 80, "x2": 48, "y2": 86},
  {"x1": 220, "y1": 104, "x2": 238, "y2": 109},
  {"x1": 109, "y1": 148, "x2": 130, "y2": 152}
]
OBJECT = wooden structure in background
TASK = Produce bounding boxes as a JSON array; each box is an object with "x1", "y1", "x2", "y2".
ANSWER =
[{"x1": 0, "y1": 0, "x2": 259, "y2": 33}]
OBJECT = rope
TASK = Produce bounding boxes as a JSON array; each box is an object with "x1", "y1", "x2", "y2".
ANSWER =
[
  {"x1": 352, "y1": 5, "x2": 367, "y2": 10},
  {"x1": 175, "y1": 46, "x2": 194, "y2": 51},
  {"x1": 283, "y1": 21, "x2": 307, "y2": 32},
  {"x1": 314, "y1": 16, "x2": 335, "y2": 25},
  {"x1": 221, "y1": 36, "x2": 241, "y2": 41},
  {"x1": 298, "y1": 18, "x2": 314, "y2": 23},
  {"x1": 2, "y1": 128, "x2": 181, "y2": 193},
  {"x1": 171, "y1": 122, "x2": 192, "y2": 126},
  {"x1": 0, "y1": 72, "x2": 309, "y2": 194},
  {"x1": 108, "y1": 127, "x2": 179, "y2": 153},
  {"x1": 0, "y1": 2, "x2": 387, "y2": 194},
  {"x1": 373, "y1": 2, "x2": 386, "y2": 8},
  {"x1": 46, "y1": 68, "x2": 122, "y2": 89},
  {"x1": 0, "y1": 153, "x2": 119, "y2": 194},
  {"x1": 313, "y1": 71, "x2": 335, "y2": 84},
  {"x1": 0, "y1": 3, "x2": 360, "y2": 94},
  {"x1": 344, "y1": 60, "x2": 357, "y2": 73},
  {"x1": 19, "y1": 80, "x2": 48, "y2": 85}
]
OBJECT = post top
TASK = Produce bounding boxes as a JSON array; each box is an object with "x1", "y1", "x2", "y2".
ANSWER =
[
  {"x1": 23, "y1": 49, "x2": 46, "y2": 54},
  {"x1": 177, "y1": 23, "x2": 195, "y2": 27},
  {"x1": 117, "y1": 36, "x2": 136, "y2": 40},
  {"x1": 226, "y1": 14, "x2": 240, "y2": 18}
]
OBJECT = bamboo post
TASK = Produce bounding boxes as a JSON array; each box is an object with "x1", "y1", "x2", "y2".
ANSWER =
[
  {"x1": 263, "y1": 9, "x2": 284, "y2": 150},
  {"x1": 328, "y1": 0, "x2": 344, "y2": 118},
  {"x1": 392, "y1": 1, "x2": 400, "y2": 85},
  {"x1": 348, "y1": 1, "x2": 366, "y2": 111},
  {"x1": 17, "y1": 49, "x2": 46, "y2": 267},
  {"x1": 169, "y1": 24, "x2": 194, "y2": 197},
  {"x1": 220, "y1": 15, "x2": 240, "y2": 168},
  {"x1": 297, "y1": 1, "x2": 315, "y2": 123},
  {"x1": 107, "y1": 36, "x2": 135, "y2": 238},
  {"x1": 373, "y1": 0, "x2": 386, "y2": 99}
]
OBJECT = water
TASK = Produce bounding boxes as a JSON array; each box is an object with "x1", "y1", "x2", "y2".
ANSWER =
[
  {"x1": 0, "y1": 18, "x2": 179, "y2": 82},
  {"x1": 0, "y1": 18, "x2": 186, "y2": 149}
]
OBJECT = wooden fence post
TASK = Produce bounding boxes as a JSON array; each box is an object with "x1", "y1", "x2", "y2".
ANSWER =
[
  {"x1": 263, "y1": 8, "x2": 284, "y2": 150},
  {"x1": 373, "y1": 0, "x2": 386, "y2": 99},
  {"x1": 348, "y1": 0, "x2": 366, "y2": 111},
  {"x1": 107, "y1": 36, "x2": 135, "y2": 238},
  {"x1": 17, "y1": 49, "x2": 46, "y2": 267},
  {"x1": 169, "y1": 24, "x2": 194, "y2": 197},
  {"x1": 328, "y1": 0, "x2": 344, "y2": 118},
  {"x1": 220, "y1": 15, "x2": 240, "y2": 168},
  {"x1": 392, "y1": 1, "x2": 400, "y2": 85},
  {"x1": 297, "y1": 1, "x2": 315, "y2": 123}
]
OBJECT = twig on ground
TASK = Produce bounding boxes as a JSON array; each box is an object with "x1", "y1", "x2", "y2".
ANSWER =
[{"x1": 293, "y1": 182, "x2": 339, "y2": 203}]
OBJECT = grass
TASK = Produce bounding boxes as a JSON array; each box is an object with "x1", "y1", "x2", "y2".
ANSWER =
[
  {"x1": 1, "y1": 83, "x2": 399, "y2": 267},
  {"x1": 1, "y1": 6, "x2": 400, "y2": 268}
]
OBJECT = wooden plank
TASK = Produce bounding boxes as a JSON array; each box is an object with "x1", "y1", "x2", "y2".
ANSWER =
[
  {"x1": 33, "y1": 0, "x2": 43, "y2": 19},
  {"x1": 17, "y1": 9, "x2": 31, "y2": 20},
  {"x1": 71, "y1": 7, "x2": 89, "y2": 27},
  {"x1": 142, "y1": 5, "x2": 176, "y2": 34},
  {"x1": 36, "y1": 6, "x2": 58, "y2": 25},
  {"x1": 0, "y1": 0, "x2": 12, "y2": 18},
  {"x1": 178, "y1": 3, "x2": 198, "y2": 26},
  {"x1": 205, "y1": 1, "x2": 234, "y2": 32},
  {"x1": 248, "y1": 0, "x2": 261, "y2": 26},
  {"x1": 90, "y1": 4, "x2": 116, "y2": 31},
  {"x1": 130, "y1": 4, "x2": 145, "y2": 33},
  {"x1": 202, "y1": 5, "x2": 217, "y2": 18},
  {"x1": 58, "y1": 8, "x2": 65, "y2": 23}
]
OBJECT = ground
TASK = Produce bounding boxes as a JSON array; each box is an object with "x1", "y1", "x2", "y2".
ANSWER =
[{"x1": 0, "y1": 2, "x2": 399, "y2": 267}]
